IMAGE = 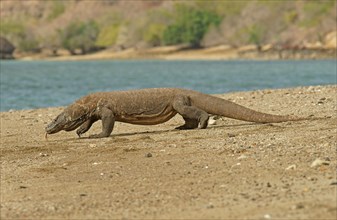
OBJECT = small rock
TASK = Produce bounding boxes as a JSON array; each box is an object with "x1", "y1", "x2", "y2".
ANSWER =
[
  {"x1": 167, "y1": 144, "x2": 176, "y2": 148},
  {"x1": 39, "y1": 153, "x2": 48, "y2": 157},
  {"x1": 291, "y1": 203, "x2": 304, "y2": 210},
  {"x1": 227, "y1": 133, "x2": 236, "y2": 138},
  {"x1": 264, "y1": 214, "x2": 271, "y2": 219},
  {"x1": 310, "y1": 158, "x2": 330, "y2": 167},
  {"x1": 285, "y1": 164, "x2": 297, "y2": 170},
  {"x1": 324, "y1": 157, "x2": 331, "y2": 161},
  {"x1": 267, "y1": 182, "x2": 272, "y2": 188},
  {"x1": 145, "y1": 153, "x2": 152, "y2": 158},
  {"x1": 208, "y1": 117, "x2": 217, "y2": 125},
  {"x1": 237, "y1": 154, "x2": 247, "y2": 160},
  {"x1": 206, "y1": 203, "x2": 214, "y2": 209},
  {"x1": 307, "y1": 176, "x2": 318, "y2": 181},
  {"x1": 89, "y1": 144, "x2": 97, "y2": 148}
]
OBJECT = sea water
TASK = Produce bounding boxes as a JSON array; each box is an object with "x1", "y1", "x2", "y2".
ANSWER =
[{"x1": 0, "y1": 60, "x2": 335, "y2": 111}]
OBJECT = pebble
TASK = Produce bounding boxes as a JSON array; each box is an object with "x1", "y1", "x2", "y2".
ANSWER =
[
  {"x1": 206, "y1": 203, "x2": 214, "y2": 209},
  {"x1": 39, "y1": 153, "x2": 49, "y2": 157},
  {"x1": 310, "y1": 158, "x2": 330, "y2": 167},
  {"x1": 208, "y1": 117, "x2": 217, "y2": 125},
  {"x1": 227, "y1": 133, "x2": 236, "y2": 138},
  {"x1": 291, "y1": 203, "x2": 304, "y2": 210},
  {"x1": 89, "y1": 144, "x2": 97, "y2": 148},
  {"x1": 167, "y1": 144, "x2": 177, "y2": 148},
  {"x1": 237, "y1": 155, "x2": 247, "y2": 160},
  {"x1": 263, "y1": 214, "x2": 271, "y2": 219},
  {"x1": 285, "y1": 164, "x2": 297, "y2": 170},
  {"x1": 145, "y1": 153, "x2": 152, "y2": 158},
  {"x1": 318, "y1": 97, "x2": 326, "y2": 104}
]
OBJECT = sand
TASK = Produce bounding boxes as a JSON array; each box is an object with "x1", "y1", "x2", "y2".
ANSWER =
[
  {"x1": 18, "y1": 44, "x2": 336, "y2": 61},
  {"x1": 1, "y1": 85, "x2": 336, "y2": 219}
]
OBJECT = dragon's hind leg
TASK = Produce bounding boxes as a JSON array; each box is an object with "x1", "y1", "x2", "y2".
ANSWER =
[{"x1": 173, "y1": 95, "x2": 209, "y2": 129}]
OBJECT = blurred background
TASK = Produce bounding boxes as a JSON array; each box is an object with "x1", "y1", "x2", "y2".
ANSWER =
[{"x1": 0, "y1": 0, "x2": 336, "y2": 59}]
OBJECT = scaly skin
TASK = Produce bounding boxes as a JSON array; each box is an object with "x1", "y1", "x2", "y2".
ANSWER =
[{"x1": 45, "y1": 88, "x2": 302, "y2": 138}]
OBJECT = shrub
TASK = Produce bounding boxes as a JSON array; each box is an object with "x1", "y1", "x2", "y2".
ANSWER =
[
  {"x1": 163, "y1": 5, "x2": 221, "y2": 48},
  {"x1": 247, "y1": 25, "x2": 266, "y2": 48},
  {"x1": 59, "y1": 20, "x2": 99, "y2": 54},
  {"x1": 96, "y1": 24, "x2": 120, "y2": 47},
  {"x1": 47, "y1": 1, "x2": 65, "y2": 21},
  {"x1": 143, "y1": 23, "x2": 166, "y2": 46},
  {"x1": 17, "y1": 36, "x2": 40, "y2": 52},
  {"x1": 0, "y1": 21, "x2": 25, "y2": 38}
]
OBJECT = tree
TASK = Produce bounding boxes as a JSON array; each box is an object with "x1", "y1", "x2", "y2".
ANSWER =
[
  {"x1": 59, "y1": 20, "x2": 99, "y2": 54},
  {"x1": 163, "y1": 5, "x2": 221, "y2": 48}
]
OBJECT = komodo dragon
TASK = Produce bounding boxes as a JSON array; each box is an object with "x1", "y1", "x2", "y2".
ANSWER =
[{"x1": 45, "y1": 88, "x2": 302, "y2": 138}]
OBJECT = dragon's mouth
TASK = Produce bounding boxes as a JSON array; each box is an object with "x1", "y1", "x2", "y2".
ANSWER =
[
  {"x1": 63, "y1": 119, "x2": 85, "y2": 131},
  {"x1": 45, "y1": 113, "x2": 87, "y2": 134}
]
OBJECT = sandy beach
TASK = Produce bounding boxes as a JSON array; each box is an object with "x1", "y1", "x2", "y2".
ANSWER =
[
  {"x1": 1, "y1": 85, "x2": 336, "y2": 219},
  {"x1": 15, "y1": 44, "x2": 336, "y2": 61}
]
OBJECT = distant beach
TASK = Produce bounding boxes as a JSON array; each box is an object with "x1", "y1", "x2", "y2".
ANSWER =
[{"x1": 16, "y1": 44, "x2": 337, "y2": 61}]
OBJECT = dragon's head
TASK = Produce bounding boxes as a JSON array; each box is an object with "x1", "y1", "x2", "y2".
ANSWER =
[{"x1": 45, "y1": 104, "x2": 91, "y2": 135}]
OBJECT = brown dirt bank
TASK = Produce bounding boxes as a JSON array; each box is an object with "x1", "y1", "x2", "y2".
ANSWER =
[{"x1": 1, "y1": 85, "x2": 336, "y2": 219}]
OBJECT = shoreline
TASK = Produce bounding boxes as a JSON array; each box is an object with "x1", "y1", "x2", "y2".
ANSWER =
[
  {"x1": 1, "y1": 85, "x2": 335, "y2": 113},
  {"x1": 14, "y1": 44, "x2": 337, "y2": 61}
]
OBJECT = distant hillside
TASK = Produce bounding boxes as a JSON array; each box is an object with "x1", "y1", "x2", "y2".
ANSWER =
[{"x1": 0, "y1": 0, "x2": 336, "y2": 56}]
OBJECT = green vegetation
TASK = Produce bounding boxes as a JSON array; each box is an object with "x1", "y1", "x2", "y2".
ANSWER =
[
  {"x1": 300, "y1": 0, "x2": 335, "y2": 27},
  {"x1": 247, "y1": 25, "x2": 266, "y2": 48},
  {"x1": 163, "y1": 5, "x2": 221, "y2": 47},
  {"x1": 96, "y1": 24, "x2": 120, "y2": 47},
  {"x1": 143, "y1": 24, "x2": 166, "y2": 46},
  {"x1": 0, "y1": 0, "x2": 335, "y2": 53},
  {"x1": 0, "y1": 21, "x2": 25, "y2": 37},
  {"x1": 47, "y1": 1, "x2": 65, "y2": 21},
  {"x1": 18, "y1": 36, "x2": 39, "y2": 52},
  {"x1": 284, "y1": 10, "x2": 298, "y2": 25},
  {"x1": 0, "y1": 21, "x2": 40, "y2": 52},
  {"x1": 59, "y1": 20, "x2": 99, "y2": 54}
]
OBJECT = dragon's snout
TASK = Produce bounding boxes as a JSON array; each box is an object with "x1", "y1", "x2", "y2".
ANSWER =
[
  {"x1": 45, "y1": 113, "x2": 67, "y2": 134},
  {"x1": 45, "y1": 110, "x2": 88, "y2": 135}
]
